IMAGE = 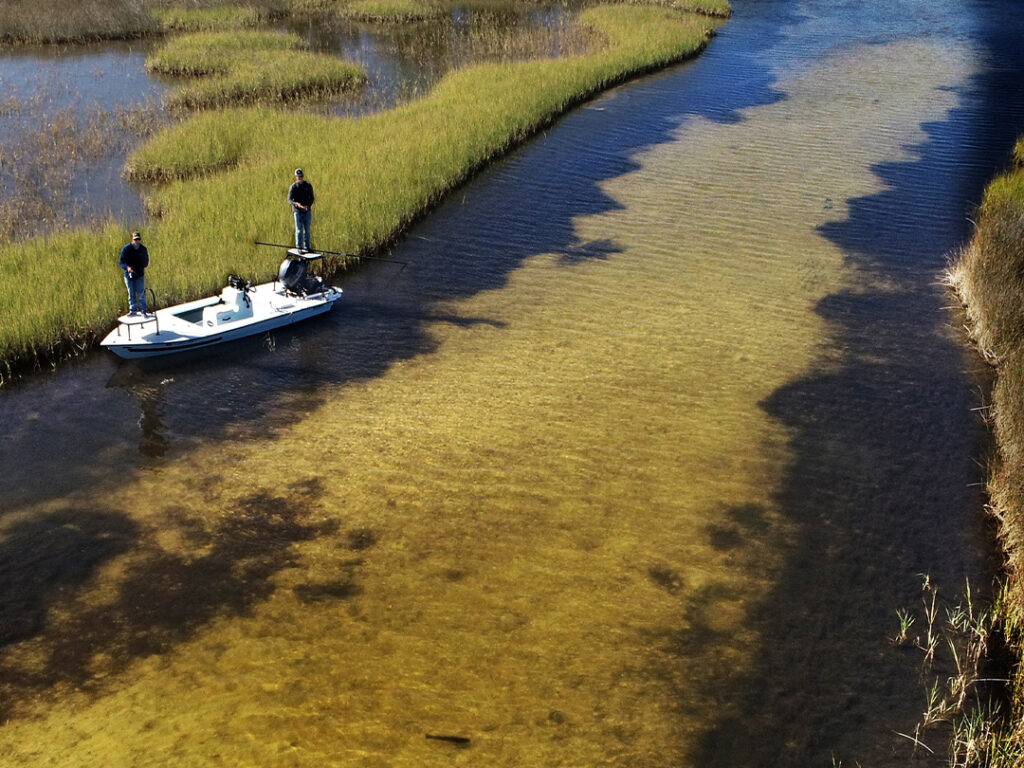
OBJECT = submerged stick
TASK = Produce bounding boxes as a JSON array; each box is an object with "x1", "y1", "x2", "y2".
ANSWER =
[
  {"x1": 893, "y1": 730, "x2": 935, "y2": 754},
  {"x1": 425, "y1": 733, "x2": 471, "y2": 745}
]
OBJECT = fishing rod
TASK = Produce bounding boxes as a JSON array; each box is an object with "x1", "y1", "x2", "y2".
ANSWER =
[{"x1": 254, "y1": 241, "x2": 408, "y2": 274}]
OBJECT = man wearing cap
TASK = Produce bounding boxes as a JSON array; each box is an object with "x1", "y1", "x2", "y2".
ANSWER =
[
  {"x1": 287, "y1": 168, "x2": 315, "y2": 251},
  {"x1": 118, "y1": 231, "x2": 150, "y2": 316}
]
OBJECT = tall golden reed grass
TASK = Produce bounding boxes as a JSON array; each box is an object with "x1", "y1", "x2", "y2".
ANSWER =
[
  {"x1": 153, "y1": 6, "x2": 271, "y2": 32},
  {"x1": 0, "y1": 4, "x2": 719, "y2": 375},
  {"x1": 337, "y1": 0, "x2": 448, "y2": 23},
  {"x1": 0, "y1": 0, "x2": 158, "y2": 43},
  {"x1": 0, "y1": 0, "x2": 289, "y2": 43},
  {"x1": 948, "y1": 141, "x2": 1024, "y2": 765}
]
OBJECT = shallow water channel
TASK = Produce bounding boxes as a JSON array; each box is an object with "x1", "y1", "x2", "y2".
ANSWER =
[{"x1": 4, "y1": 0, "x2": 1024, "y2": 765}]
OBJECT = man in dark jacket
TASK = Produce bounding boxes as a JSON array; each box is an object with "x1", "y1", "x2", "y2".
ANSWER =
[
  {"x1": 118, "y1": 231, "x2": 150, "y2": 316},
  {"x1": 288, "y1": 168, "x2": 315, "y2": 251}
]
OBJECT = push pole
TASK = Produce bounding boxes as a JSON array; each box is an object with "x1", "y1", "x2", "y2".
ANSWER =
[{"x1": 253, "y1": 241, "x2": 408, "y2": 274}]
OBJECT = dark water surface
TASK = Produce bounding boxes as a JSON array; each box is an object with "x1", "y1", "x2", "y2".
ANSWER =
[{"x1": 3, "y1": 1, "x2": 1024, "y2": 766}]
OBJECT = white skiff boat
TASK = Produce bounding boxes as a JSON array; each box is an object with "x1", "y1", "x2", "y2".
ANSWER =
[{"x1": 101, "y1": 250, "x2": 341, "y2": 359}]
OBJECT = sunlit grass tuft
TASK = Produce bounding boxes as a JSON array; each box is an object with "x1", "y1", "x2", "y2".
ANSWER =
[
  {"x1": 671, "y1": 0, "x2": 731, "y2": 17},
  {"x1": 617, "y1": 0, "x2": 731, "y2": 16},
  {"x1": 147, "y1": 29, "x2": 307, "y2": 75},
  {"x1": 153, "y1": 5, "x2": 268, "y2": 32},
  {"x1": 125, "y1": 108, "x2": 285, "y2": 182},
  {"x1": 338, "y1": 0, "x2": 446, "y2": 23},
  {"x1": 153, "y1": 0, "x2": 289, "y2": 30},
  {"x1": 146, "y1": 30, "x2": 367, "y2": 110}
]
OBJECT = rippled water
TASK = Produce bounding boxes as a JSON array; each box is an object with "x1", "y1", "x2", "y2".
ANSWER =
[{"x1": 3, "y1": 1, "x2": 1024, "y2": 766}]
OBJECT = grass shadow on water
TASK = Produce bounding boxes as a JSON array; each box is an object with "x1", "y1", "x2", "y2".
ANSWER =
[{"x1": 0, "y1": 479, "x2": 360, "y2": 720}]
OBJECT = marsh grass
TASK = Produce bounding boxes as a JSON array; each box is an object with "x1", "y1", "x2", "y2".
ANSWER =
[
  {"x1": 146, "y1": 30, "x2": 367, "y2": 109},
  {"x1": 124, "y1": 108, "x2": 266, "y2": 181},
  {"x1": 147, "y1": 29, "x2": 303, "y2": 74},
  {"x1": 618, "y1": 0, "x2": 731, "y2": 17},
  {"x1": 946, "y1": 137, "x2": 1024, "y2": 766},
  {"x1": 375, "y1": 8, "x2": 604, "y2": 80},
  {"x1": 0, "y1": 101, "x2": 164, "y2": 243},
  {"x1": 300, "y1": 10, "x2": 604, "y2": 123},
  {"x1": 948, "y1": 152, "x2": 1024, "y2": 592},
  {"x1": 0, "y1": 0, "x2": 159, "y2": 43},
  {"x1": 891, "y1": 577, "x2": 1021, "y2": 767},
  {"x1": 338, "y1": 0, "x2": 447, "y2": 23},
  {"x1": 153, "y1": 0, "x2": 290, "y2": 30},
  {"x1": 669, "y1": 0, "x2": 731, "y2": 17},
  {"x1": 0, "y1": 0, "x2": 284, "y2": 43},
  {"x1": 0, "y1": 0, "x2": 729, "y2": 44},
  {"x1": 153, "y1": 5, "x2": 269, "y2": 31},
  {"x1": 458, "y1": 10, "x2": 603, "y2": 62}
]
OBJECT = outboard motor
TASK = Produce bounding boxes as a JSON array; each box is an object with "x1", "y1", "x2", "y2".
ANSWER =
[{"x1": 278, "y1": 250, "x2": 325, "y2": 295}]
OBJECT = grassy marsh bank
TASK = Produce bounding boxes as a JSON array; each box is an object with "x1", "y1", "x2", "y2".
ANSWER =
[
  {"x1": 147, "y1": 30, "x2": 367, "y2": 109},
  {"x1": 0, "y1": 0, "x2": 729, "y2": 44},
  {"x1": 0, "y1": 0, "x2": 287, "y2": 43},
  {"x1": 0, "y1": 4, "x2": 721, "y2": 376},
  {"x1": 336, "y1": 0, "x2": 448, "y2": 23},
  {"x1": 152, "y1": 0, "x2": 290, "y2": 32},
  {"x1": 948, "y1": 140, "x2": 1024, "y2": 763},
  {"x1": 0, "y1": 0, "x2": 159, "y2": 44},
  {"x1": 642, "y1": 0, "x2": 731, "y2": 18}
]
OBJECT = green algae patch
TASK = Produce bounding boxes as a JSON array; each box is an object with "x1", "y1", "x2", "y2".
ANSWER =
[{"x1": 146, "y1": 30, "x2": 367, "y2": 111}]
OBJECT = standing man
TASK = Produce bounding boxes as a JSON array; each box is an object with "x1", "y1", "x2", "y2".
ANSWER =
[
  {"x1": 119, "y1": 231, "x2": 150, "y2": 317},
  {"x1": 288, "y1": 168, "x2": 315, "y2": 252}
]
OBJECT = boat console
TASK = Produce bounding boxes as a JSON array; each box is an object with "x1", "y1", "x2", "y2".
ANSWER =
[{"x1": 203, "y1": 284, "x2": 253, "y2": 327}]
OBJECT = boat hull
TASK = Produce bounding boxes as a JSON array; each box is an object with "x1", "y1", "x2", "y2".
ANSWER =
[{"x1": 101, "y1": 282, "x2": 341, "y2": 359}]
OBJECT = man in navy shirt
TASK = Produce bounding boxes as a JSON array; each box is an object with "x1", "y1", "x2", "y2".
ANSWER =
[
  {"x1": 288, "y1": 168, "x2": 315, "y2": 251},
  {"x1": 118, "y1": 231, "x2": 150, "y2": 316}
]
